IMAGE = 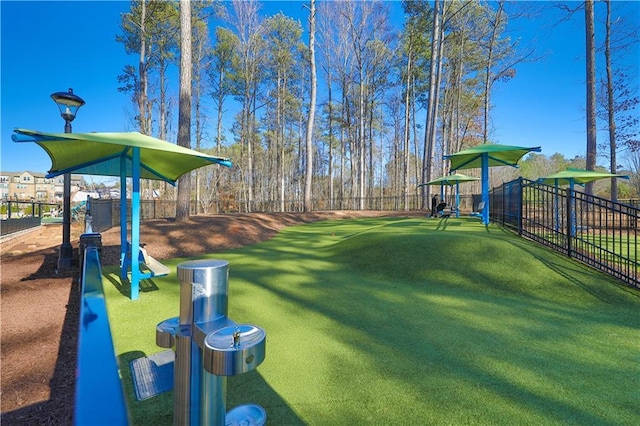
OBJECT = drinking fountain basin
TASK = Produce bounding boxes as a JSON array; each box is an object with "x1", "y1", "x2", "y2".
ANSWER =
[
  {"x1": 203, "y1": 324, "x2": 266, "y2": 376},
  {"x1": 156, "y1": 316, "x2": 180, "y2": 348}
]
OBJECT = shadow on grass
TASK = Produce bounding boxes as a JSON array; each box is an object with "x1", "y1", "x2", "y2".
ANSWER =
[
  {"x1": 503, "y1": 236, "x2": 640, "y2": 305},
  {"x1": 105, "y1": 217, "x2": 639, "y2": 424},
  {"x1": 224, "y1": 218, "x2": 639, "y2": 423},
  {"x1": 104, "y1": 273, "x2": 160, "y2": 298}
]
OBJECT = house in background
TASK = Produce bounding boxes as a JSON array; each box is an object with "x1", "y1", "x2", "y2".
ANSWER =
[
  {"x1": 0, "y1": 174, "x2": 9, "y2": 200},
  {"x1": 0, "y1": 171, "x2": 84, "y2": 202}
]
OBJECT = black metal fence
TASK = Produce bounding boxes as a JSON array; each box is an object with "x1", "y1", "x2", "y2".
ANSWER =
[
  {"x1": 0, "y1": 201, "x2": 61, "y2": 236},
  {"x1": 85, "y1": 185, "x2": 638, "y2": 288},
  {"x1": 87, "y1": 198, "x2": 178, "y2": 233},
  {"x1": 1, "y1": 216, "x2": 42, "y2": 235},
  {"x1": 85, "y1": 195, "x2": 431, "y2": 233},
  {"x1": 491, "y1": 178, "x2": 639, "y2": 289}
]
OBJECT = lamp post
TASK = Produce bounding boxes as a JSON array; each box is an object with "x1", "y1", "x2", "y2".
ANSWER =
[{"x1": 51, "y1": 88, "x2": 85, "y2": 271}]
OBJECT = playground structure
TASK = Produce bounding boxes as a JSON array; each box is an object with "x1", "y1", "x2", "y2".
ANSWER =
[{"x1": 71, "y1": 200, "x2": 87, "y2": 222}]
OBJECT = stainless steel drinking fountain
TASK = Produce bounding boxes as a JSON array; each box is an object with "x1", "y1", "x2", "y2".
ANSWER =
[{"x1": 156, "y1": 259, "x2": 266, "y2": 426}]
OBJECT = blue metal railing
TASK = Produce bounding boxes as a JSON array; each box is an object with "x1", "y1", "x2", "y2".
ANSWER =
[{"x1": 75, "y1": 236, "x2": 129, "y2": 425}]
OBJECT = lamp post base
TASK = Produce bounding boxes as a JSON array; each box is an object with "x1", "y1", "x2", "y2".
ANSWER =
[{"x1": 58, "y1": 243, "x2": 74, "y2": 271}]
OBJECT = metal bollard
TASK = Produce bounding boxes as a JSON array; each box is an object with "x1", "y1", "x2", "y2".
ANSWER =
[{"x1": 156, "y1": 259, "x2": 266, "y2": 426}]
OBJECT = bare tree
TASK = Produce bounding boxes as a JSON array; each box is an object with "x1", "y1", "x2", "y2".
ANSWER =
[
  {"x1": 192, "y1": 5, "x2": 213, "y2": 214},
  {"x1": 422, "y1": 0, "x2": 444, "y2": 209},
  {"x1": 402, "y1": 32, "x2": 414, "y2": 211},
  {"x1": 304, "y1": 0, "x2": 317, "y2": 212},
  {"x1": 626, "y1": 150, "x2": 640, "y2": 199},
  {"x1": 318, "y1": 1, "x2": 354, "y2": 207},
  {"x1": 585, "y1": 0, "x2": 597, "y2": 195},
  {"x1": 210, "y1": 26, "x2": 239, "y2": 212},
  {"x1": 603, "y1": 0, "x2": 618, "y2": 200},
  {"x1": 224, "y1": 0, "x2": 264, "y2": 212},
  {"x1": 262, "y1": 13, "x2": 304, "y2": 210},
  {"x1": 176, "y1": 0, "x2": 192, "y2": 222}
]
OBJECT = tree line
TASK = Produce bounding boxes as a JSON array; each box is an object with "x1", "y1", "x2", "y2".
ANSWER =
[{"x1": 116, "y1": 0, "x2": 639, "y2": 219}]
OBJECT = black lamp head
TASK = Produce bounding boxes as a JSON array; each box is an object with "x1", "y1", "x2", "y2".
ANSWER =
[{"x1": 51, "y1": 88, "x2": 85, "y2": 123}]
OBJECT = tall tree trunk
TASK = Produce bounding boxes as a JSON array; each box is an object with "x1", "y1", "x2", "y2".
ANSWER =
[
  {"x1": 358, "y1": 71, "x2": 366, "y2": 210},
  {"x1": 327, "y1": 72, "x2": 334, "y2": 209},
  {"x1": 138, "y1": 0, "x2": 149, "y2": 135},
  {"x1": 604, "y1": 0, "x2": 617, "y2": 200},
  {"x1": 214, "y1": 65, "x2": 225, "y2": 212},
  {"x1": 176, "y1": 0, "x2": 192, "y2": 222},
  {"x1": 585, "y1": 0, "x2": 597, "y2": 195},
  {"x1": 193, "y1": 34, "x2": 205, "y2": 215},
  {"x1": 483, "y1": 1, "x2": 504, "y2": 145},
  {"x1": 304, "y1": 0, "x2": 317, "y2": 212},
  {"x1": 138, "y1": 0, "x2": 149, "y2": 201},
  {"x1": 403, "y1": 48, "x2": 413, "y2": 211},
  {"x1": 276, "y1": 72, "x2": 284, "y2": 211},
  {"x1": 159, "y1": 62, "x2": 171, "y2": 201},
  {"x1": 422, "y1": 0, "x2": 443, "y2": 208},
  {"x1": 412, "y1": 78, "x2": 420, "y2": 193}
]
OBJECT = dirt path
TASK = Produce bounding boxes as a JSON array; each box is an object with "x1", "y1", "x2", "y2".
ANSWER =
[{"x1": 0, "y1": 211, "x2": 423, "y2": 424}]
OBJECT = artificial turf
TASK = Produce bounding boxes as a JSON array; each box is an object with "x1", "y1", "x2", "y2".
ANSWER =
[{"x1": 102, "y1": 216, "x2": 640, "y2": 425}]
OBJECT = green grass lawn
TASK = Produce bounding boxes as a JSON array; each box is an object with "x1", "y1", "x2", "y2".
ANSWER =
[{"x1": 103, "y1": 216, "x2": 640, "y2": 425}]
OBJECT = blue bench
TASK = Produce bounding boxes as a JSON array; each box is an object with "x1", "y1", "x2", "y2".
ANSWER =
[
  {"x1": 470, "y1": 201, "x2": 485, "y2": 218},
  {"x1": 123, "y1": 242, "x2": 170, "y2": 279}
]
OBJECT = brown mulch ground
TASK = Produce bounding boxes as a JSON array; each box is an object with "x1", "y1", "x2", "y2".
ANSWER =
[{"x1": 1, "y1": 210, "x2": 423, "y2": 424}]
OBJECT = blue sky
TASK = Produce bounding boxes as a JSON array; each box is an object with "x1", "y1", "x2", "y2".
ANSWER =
[{"x1": 1, "y1": 0, "x2": 638, "y2": 175}]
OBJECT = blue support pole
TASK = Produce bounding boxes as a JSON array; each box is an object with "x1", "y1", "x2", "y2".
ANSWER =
[
  {"x1": 455, "y1": 182, "x2": 460, "y2": 218},
  {"x1": 119, "y1": 155, "x2": 127, "y2": 279},
  {"x1": 131, "y1": 147, "x2": 141, "y2": 300},
  {"x1": 481, "y1": 153, "x2": 490, "y2": 225}
]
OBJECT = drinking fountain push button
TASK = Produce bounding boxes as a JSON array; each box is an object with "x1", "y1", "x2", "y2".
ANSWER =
[{"x1": 204, "y1": 324, "x2": 266, "y2": 376}]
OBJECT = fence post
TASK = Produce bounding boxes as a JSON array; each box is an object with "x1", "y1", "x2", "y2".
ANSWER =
[
  {"x1": 566, "y1": 187, "x2": 573, "y2": 257},
  {"x1": 501, "y1": 185, "x2": 505, "y2": 225},
  {"x1": 518, "y1": 178, "x2": 523, "y2": 235}
]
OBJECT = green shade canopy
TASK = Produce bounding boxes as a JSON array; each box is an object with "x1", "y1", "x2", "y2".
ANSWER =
[
  {"x1": 445, "y1": 144, "x2": 541, "y2": 171},
  {"x1": 418, "y1": 173, "x2": 480, "y2": 219},
  {"x1": 444, "y1": 144, "x2": 541, "y2": 225},
  {"x1": 538, "y1": 168, "x2": 629, "y2": 185},
  {"x1": 13, "y1": 127, "x2": 232, "y2": 301},
  {"x1": 418, "y1": 173, "x2": 480, "y2": 187},
  {"x1": 12, "y1": 128, "x2": 232, "y2": 183}
]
